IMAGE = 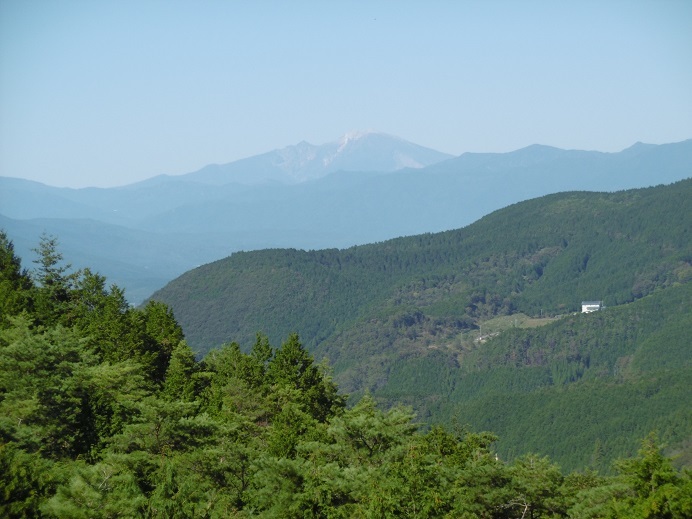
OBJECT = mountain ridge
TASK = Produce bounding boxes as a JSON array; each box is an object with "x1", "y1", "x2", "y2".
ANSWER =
[
  {"x1": 2, "y1": 137, "x2": 690, "y2": 304},
  {"x1": 167, "y1": 131, "x2": 454, "y2": 186},
  {"x1": 149, "y1": 178, "x2": 692, "y2": 357}
]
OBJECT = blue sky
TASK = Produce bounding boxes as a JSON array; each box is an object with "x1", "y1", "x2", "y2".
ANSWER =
[{"x1": 1, "y1": 0, "x2": 691, "y2": 188}]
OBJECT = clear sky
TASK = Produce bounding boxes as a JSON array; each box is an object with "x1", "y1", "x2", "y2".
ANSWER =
[{"x1": 1, "y1": 0, "x2": 691, "y2": 188}]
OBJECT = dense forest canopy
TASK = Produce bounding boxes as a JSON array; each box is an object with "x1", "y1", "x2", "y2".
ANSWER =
[
  {"x1": 2, "y1": 209, "x2": 691, "y2": 516},
  {"x1": 151, "y1": 180, "x2": 692, "y2": 357},
  {"x1": 146, "y1": 180, "x2": 692, "y2": 472}
]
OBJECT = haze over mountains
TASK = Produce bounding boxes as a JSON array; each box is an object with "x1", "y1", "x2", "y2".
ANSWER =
[
  {"x1": 166, "y1": 130, "x2": 454, "y2": 186},
  {"x1": 1, "y1": 132, "x2": 691, "y2": 303}
]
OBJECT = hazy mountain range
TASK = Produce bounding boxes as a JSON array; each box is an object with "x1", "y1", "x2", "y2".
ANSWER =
[
  {"x1": 1, "y1": 132, "x2": 691, "y2": 303},
  {"x1": 166, "y1": 130, "x2": 454, "y2": 185}
]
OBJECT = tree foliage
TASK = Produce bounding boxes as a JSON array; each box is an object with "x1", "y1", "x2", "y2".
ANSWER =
[
  {"x1": 145, "y1": 181, "x2": 692, "y2": 469},
  {"x1": 151, "y1": 180, "x2": 692, "y2": 355},
  {"x1": 2, "y1": 228, "x2": 691, "y2": 517}
]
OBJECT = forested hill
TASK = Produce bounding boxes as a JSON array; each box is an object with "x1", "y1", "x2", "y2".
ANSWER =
[
  {"x1": 5, "y1": 139, "x2": 691, "y2": 304},
  {"x1": 151, "y1": 179, "x2": 691, "y2": 357},
  {"x1": 1, "y1": 231, "x2": 691, "y2": 516},
  {"x1": 149, "y1": 179, "x2": 692, "y2": 470}
]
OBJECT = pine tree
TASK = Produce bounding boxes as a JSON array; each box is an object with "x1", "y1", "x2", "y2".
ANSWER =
[
  {"x1": 267, "y1": 333, "x2": 344, "y2": 422},
  {"x1": 31, "y1": 233, "x2": 77, "y2": 326},
  {"x1": 0, "y1": 231, "x2": 33, "y2": 327}
]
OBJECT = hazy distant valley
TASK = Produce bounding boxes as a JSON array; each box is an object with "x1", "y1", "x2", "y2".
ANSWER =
[{"x1": 3, "y1": 133, "x2": 691, "y2": 303}]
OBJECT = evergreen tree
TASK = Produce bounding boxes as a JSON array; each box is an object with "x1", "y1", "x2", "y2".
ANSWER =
[
  {"x1": 42, "y1": 459, "x2": 146, "y2": 518},
  {"x1": 612, "y1": 433, "x2": 692, "y2": 518},
  {"x1": 162, "y1": 341, "x2": 199, "y2": 402},
  {"x1": 268, "y1": 333, "x2": 345, "y2": 422},
  {"x1": 31, "y1": 233, "x2": 78, "y2": 326},
  {"x1": 0, "y1": 443, "x2": 55, "y2": 518},
  {"x1": 0, "y1": 231, "x2": 33, "y2": 327},
  {"x1": 2, "y1": 232, "x2": 691, "y2": 517}
]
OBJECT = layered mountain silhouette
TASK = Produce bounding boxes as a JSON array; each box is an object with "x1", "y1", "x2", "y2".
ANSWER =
[
  {"x1": 172, "y1": 130, "x2": 453, "y2": 185},
  {"x1": 1, "y1": 133, "x2": 690, "y2": 303}
]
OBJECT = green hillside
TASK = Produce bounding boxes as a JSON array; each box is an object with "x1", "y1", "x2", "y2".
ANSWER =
[
  {"x1": 149, "y1": 179, "x2": 692, "y2": 471},
  {"x1": 3, "y1": 232, "x2": 690, "y2": 516},
  {"x1": 377, "y1": 282, "x2": 692, "y2": 471},
  {"x1": 151, "y1": 180, "x2": 691, "y2": 356}
]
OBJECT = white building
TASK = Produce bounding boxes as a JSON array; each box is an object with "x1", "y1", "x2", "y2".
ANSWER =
[{"x1": 581, "y1": 301, "x2": 603, "y2": 313}]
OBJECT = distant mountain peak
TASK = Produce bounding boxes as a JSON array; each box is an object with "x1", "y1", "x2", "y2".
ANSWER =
[
  {"x1": 620, "y1": 141, "x2": 657, "y2": 156},
  {"x1": 337, "y1": 129, "x2": 378, "y2": 151},
  {"x1": 179, "y1": 131, "x2": 453, "y2": 185}
]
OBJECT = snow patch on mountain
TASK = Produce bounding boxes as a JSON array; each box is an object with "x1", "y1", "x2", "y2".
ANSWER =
[
  {"x1": 337, "y1": 129, "x2": 377, "y2": 153},
  {"x1": 178, "y1": 131, "x2": 453, "y2": 185}
]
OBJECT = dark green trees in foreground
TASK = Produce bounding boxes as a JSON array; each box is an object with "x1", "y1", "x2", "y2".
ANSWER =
[{"x1": 1, "y1": 232, "x2": 691, "y2": 517}]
